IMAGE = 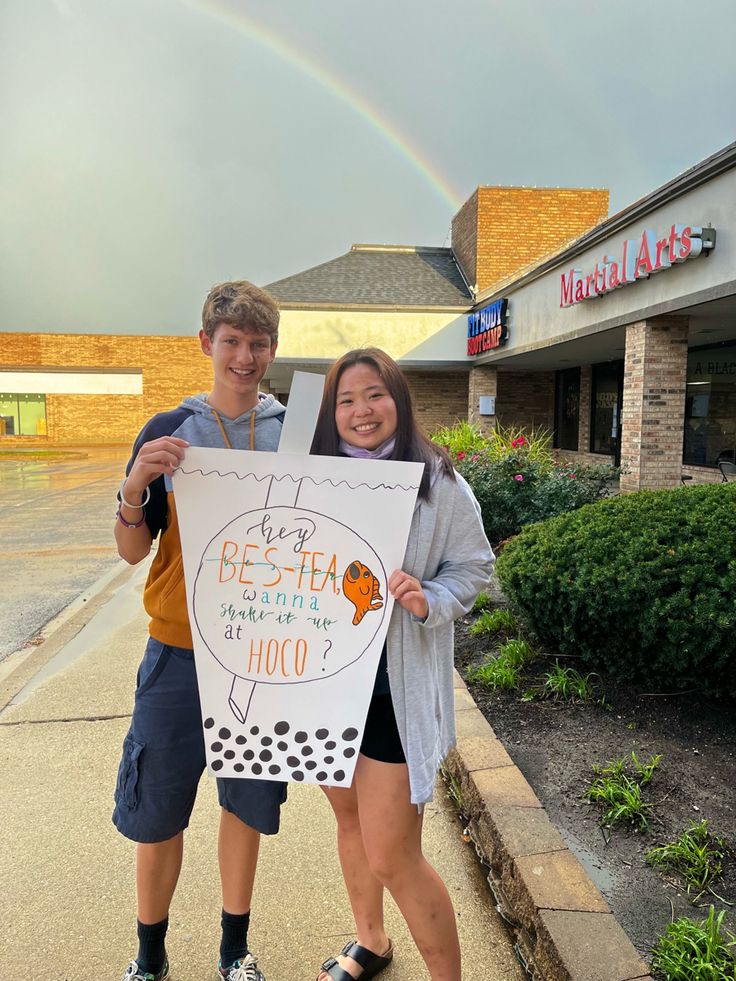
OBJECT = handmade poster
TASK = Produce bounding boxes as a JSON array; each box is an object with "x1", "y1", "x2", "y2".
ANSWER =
[{"x1": 173, "y1": 446, "x2": 423, "y2": 787}]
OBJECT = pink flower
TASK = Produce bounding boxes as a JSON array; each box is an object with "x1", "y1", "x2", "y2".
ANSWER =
[
  {"x1": 514, "y1": 474, "x2": 524, "y2": 482},
  {"x1": 511, "y1": 435, "x2": 527, "y2": 448},
  {"x1": 569, "y1": 473, "x2": 577, "y2": 479},
  {"x1": 457, "y1": 451, "x2": 466, "y2": 461},
  {"x1": 472, "y1": 454, "x2": 479, "y2": 462}
]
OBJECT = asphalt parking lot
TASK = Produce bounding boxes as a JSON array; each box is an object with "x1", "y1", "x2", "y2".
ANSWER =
[{"x1": 0, "y1": 447, "x2": 129, "y2": 660}]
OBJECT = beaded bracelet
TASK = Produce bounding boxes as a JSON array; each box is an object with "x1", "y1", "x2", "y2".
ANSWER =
[
  {"x1": 119, "y1": 480, "x2": 151, "y2": 510},
  {"x1": 116, "y1": 508, "x2": 146, "y2": 529}
]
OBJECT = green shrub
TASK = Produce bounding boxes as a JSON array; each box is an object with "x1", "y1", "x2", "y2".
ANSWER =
[
  {"x1": 479, "y1": 424, "x2": 555, "y2": 467},
  {"x1": 496, "y1": 484, "x2": 736, "y2": 693},
  {"x1": 432, "y1": 419, "x2": 490, "y2": 457},
  {"x1": 432, "y1": 421, "x2": 555, "y2": 468},
  {"x1": 458, "y1": 452, "x2": 617, "y2": 545},
  {"x1": 431, "y1": 422, "x2": 617, "y2": 544}
]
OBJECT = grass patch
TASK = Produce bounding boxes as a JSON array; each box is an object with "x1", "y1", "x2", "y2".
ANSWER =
[
  {"x1": 498, "y1": 637, "x2": 534, "y2": 667},
  {"x1": 469, "y1": 607, "x2": 517, "y2": 637},
  {"x1": 467, "y1": 656, "x2": 520, "y2": 691},
  {"x1": 585, "y1": 751, "x2": 662, "y2": 830},
  {"x1": 444, "y1": 771, "x2": 464, "y2": 811},
  {"x1": 651, "y1": 906, "x2": 736, "y2": 980},
  {"x1": 539, "y1": 661, "x2": 597, "y2": 702},
  {"x1": 466, "y1": 637, "x2": 535, "y2": 692},
  {"x1": 471, "y1": 591, "x2": 492, "y2": 613},
  {"x1": 630, "y1": 749, "x2": 662, "y2": 785},
  {"x1": 646, "y1": 820, "x2": 731, "y2": 901}
]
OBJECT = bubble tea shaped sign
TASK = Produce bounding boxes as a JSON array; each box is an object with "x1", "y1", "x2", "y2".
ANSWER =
[
  {"x1": 194, "y1": 505, "x2": 387, "y2": 720},
  {"x1": 174, "y1": 447, "x2": 422, "y2": 787}
]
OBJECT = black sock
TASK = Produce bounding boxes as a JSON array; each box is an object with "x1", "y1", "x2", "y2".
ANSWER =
[
  {"x1": 136, "y1": 917, "x2": 168, "y2": 975},
  {"x1": 220, "y1": 909, "x2": 250, "y2": 968}
]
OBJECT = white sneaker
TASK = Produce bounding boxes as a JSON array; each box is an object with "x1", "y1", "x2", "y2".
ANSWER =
[
  {"x1": 122, "y1": 959, "x2": 170, "y2": 981},
  {"x1": 217, "y1": 952, "x2": 266, "y2": 981}
]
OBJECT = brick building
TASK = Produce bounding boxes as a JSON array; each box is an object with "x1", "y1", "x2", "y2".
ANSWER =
[
  {"x1": 0, "y1": 185, "x2": 605, "y2": 446},
  {"x1": 2, "y1": 143, "x2": 734, "y2": 491},
  {"x1": 465, "y1": 142, "x2": 736, "y2": 491}
]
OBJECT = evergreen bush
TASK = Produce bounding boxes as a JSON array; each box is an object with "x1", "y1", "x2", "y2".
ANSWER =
[{"x1": 495, "y1": 484, "x2": 736, "y2": 693}]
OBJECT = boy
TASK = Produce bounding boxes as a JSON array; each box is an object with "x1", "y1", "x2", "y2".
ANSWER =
[{"x1": 113, "y1": 281, "x2": 286, "y2": 981}]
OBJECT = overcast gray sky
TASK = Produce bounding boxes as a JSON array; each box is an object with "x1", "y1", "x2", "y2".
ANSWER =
[{"x1": 2, "y1": 0, "x2": 734, "y2": 333}]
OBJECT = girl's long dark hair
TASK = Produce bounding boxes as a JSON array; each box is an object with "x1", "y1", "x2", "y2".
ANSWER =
[{"x1": 310, "y1": 348, "x2": 455, "y2": 500}]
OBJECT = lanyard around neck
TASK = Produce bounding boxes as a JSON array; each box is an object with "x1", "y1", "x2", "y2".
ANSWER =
[{"x1": 210, "y1": 407, "x2": 255, "y2": 450}]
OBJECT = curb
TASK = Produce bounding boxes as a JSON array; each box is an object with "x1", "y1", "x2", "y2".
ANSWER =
[
  {"x1": 444, "y1": 671, "x2": 652, "y2": 981},
  {"x1": 0, "y1": 559, "x2": 142, "y2": 714}
]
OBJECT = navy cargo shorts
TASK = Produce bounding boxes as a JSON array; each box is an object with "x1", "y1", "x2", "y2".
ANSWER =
[{"x1": 113, "y1": 637, "x2": 287, "y2": 842}]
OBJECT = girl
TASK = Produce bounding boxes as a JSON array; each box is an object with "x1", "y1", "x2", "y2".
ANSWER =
[{"x1": 311, "y1": 349, "x2": 494, "y2": 981}]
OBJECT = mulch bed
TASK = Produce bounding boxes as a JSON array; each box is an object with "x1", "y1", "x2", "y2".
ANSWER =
[{"x1": 454, "y1": 580, "x2": 736, "y2": 971}]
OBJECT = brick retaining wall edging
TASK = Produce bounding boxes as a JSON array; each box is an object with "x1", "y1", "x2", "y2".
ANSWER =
[{"x1": 444, "y1": 671, "x2": 652, "y2": 981}]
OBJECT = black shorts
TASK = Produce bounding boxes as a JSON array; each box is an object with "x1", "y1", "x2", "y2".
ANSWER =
[{"x1": 360, "y1": 694, "x2": 407, "y2": 764}]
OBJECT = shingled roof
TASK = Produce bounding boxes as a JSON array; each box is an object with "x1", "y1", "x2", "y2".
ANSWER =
[{"x1": 265, "y1": 244, "x2": 472, "y2": 309}]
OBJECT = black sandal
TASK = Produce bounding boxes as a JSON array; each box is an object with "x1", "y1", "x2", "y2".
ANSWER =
[{"x1": 318, "y1": 939, "x2": 394, "y2": 981}]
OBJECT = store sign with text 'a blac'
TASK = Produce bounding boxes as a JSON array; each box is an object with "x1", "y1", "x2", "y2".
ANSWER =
[{"x1": 560, "y1": 224, "x2": 716, "y2": 309}]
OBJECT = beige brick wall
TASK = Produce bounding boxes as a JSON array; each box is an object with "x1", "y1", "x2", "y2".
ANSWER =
[
  {"x1": 497, "y1": 369, "x2": 555, "y2": 434},
  {"x1": 620, "y1": 317, "x2": 689, "y2": 492},
  {"x1": 1, "y1": 333, "x2": 212, "y2": 444},
  {"x1": 556, "y1": 449, "x2": 615, "y2": 467},
  {"x1": 451, "y1": 190, "x2": 479, "y2": 290},
  {"x1": 47, "y1": 394, "x2": 146, "y2": 444},
  {"x1": 1, "y1": 333, "x2": 470, "y2": 446},
  {"x1": 406, "y1": 372, "x2": 469, "y2": 436},
  {"x1": 468, "y1": 365, "x2": 498, "y2": 436},
  {"x1": 681, "y1": 465, "x2": 724, "y2": 484},
  {"x1": 578, "y1": 365, "x2": 592, "y2": 453},
  {"x1": 452, "y1": 187, "x2": 609, "y2": 294},
  {"x1": 477, "y1": 187, "x2": 609, "y2": 293}
]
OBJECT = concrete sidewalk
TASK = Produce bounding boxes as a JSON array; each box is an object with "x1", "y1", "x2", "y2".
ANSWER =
[{"x1": 0, "y1": 563, "x2": 523, "y2": 981}]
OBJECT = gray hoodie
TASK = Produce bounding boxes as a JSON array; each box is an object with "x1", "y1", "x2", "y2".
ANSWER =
[
  {"x1": 176, "y1": 393, "x2": 285, "y2": 453},
  {"x1": 386, "y1": 470, "x2": 495, "y2": 806}
]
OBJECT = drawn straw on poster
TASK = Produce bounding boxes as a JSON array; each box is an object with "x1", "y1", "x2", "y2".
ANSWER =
[{"x1": 190, "y1": 470, "x2": 391, "y2": 723}]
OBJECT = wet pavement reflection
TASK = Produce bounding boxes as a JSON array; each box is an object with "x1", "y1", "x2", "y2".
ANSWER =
[{"x1": 0, "y1": 447, "x2": 129, "y2": 660}]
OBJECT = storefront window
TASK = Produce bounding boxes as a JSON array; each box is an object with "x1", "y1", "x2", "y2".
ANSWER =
[
  {"x1": 683, "y1": 343, "x2": 736, "y2": 467},
  {"x1": 590, "y1": 362, "x2": 623, "y2": 461},
  {"x1": 0, "y1": 394, "x2": 47, "y2": 436},
  {"x1": 554, "y1": 368, "x2": 580, "y2": 451}
]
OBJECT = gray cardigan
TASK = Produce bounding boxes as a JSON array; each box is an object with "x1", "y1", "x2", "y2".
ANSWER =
[{"x1": 385, "y1": 468, "x2": 495, "y2": 805}]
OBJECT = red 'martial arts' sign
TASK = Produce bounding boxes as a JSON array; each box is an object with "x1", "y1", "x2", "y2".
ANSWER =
[{"x1": 560, "y1": 224, "x2": 715, "y2": 308}]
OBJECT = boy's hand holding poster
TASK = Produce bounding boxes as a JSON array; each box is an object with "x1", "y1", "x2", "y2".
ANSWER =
[{"x1": 174, "y1": 446, "x2": 422, "y2": 788}]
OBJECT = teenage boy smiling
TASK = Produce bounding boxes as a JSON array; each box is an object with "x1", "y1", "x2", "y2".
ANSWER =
[{"x1": 114, "y1": 281, "x2": 286, "y2": 981}]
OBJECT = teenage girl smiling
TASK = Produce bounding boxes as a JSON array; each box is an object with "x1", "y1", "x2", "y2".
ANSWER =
[{"x1": 311, "y1": 348, "x2": 494, "y2": 981}]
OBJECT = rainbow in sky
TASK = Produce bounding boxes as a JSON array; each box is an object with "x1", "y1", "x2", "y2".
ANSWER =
[{"x1": 177, "y1": 0, "x2": 463, "y2": 210}]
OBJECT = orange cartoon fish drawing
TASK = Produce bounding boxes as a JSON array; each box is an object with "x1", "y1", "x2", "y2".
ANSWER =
[{"x1": 342, "y1": 560, "x2": 384, "y2": 625}]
